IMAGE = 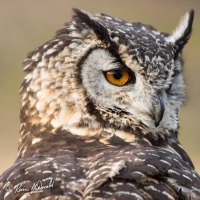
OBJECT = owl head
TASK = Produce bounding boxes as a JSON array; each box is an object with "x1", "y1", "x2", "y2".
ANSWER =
[{"x1": 20, "y1": 9, "x2": 194, "y2": 143}]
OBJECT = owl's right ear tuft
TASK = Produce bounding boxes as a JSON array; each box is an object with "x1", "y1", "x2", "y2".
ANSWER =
[
  {"x1": 73, "y1": 8, "x2": 111, "y2": 45},
  {"x1": 166, "y1": 9, "x2": 194, "y2": 59}
]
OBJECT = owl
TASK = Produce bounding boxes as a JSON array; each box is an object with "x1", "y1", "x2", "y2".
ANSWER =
[{"x1": 0, "y1": 8, "x2": 200, "y2": 200}]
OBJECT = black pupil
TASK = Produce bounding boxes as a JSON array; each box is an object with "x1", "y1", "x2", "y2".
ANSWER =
[{"x1": 113, "y1": 70, "x2": 123, "y2": 80}]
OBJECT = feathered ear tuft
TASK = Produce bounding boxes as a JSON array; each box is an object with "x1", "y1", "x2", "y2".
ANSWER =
[
  {"x1": 166, "y1": 10, "x2": 194, "y2": 59},
  {"x1": 73, "y1": 8, "x2": 111, "y2": 44}
]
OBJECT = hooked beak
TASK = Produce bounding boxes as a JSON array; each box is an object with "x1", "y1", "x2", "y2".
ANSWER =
[{"x1": 154, "y1": 91, "x2": 165, "y2": 127}]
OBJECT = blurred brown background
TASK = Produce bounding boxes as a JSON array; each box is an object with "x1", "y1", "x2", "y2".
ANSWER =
[{"x1": 0, "y1": 0, "x2": 199, "y2": 175}]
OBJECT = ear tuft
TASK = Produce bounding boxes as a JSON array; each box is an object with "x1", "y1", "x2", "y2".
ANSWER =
[
  {"x1": 73, "y1": 8, "x2": 111, "y2": 44},
  {"x1": 166, "y1": 10, "x2": 194, "y2": 59}
]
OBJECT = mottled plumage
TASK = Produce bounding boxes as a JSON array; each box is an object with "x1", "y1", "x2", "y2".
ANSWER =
[{"x1": 0, "y1": 9, "x2": 200, "y2": 200}]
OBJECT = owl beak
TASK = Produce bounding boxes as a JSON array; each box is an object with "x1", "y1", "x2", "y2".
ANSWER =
[{"x1": 154, "y1": 91, "x2": 165, "y2": 127}]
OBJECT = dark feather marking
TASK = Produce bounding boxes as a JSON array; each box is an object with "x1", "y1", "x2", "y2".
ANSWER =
[
  {"x1": 73, "y1": 9, "x2": 119, "y2": 56},
  {"x1": 73, "y1": 8, "x2": 111, "y2": 45}
]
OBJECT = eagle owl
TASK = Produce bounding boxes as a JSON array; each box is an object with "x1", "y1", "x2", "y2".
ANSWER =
[{"x1": 0, "y1": 9, "x2": 200, "y2": 200}]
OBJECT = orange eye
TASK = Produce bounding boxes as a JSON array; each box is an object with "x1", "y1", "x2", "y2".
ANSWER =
[{"x1": 106, "y1": 69, "x2": 130, "y2": 86}]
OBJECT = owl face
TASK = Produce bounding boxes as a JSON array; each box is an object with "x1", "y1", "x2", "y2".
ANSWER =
[
  {"x1": 81, "y1": 47, "x2": 181, "y2": 135},
  {"x1": 21, "y1": 9, "x2": 194, "y2": 140}
]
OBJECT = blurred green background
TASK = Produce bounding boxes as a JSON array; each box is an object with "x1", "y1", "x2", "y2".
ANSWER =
[{"x1": 0, "y1": 0, "x2": 199, "y2": 175}]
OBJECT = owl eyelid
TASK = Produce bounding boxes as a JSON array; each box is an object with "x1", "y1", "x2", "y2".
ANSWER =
[
  {"x1": 172, "y1": 70, "x2": 181, "y2": 77},
  {"x1": 103, "y1": 66, "x2": 127, "y2": 73},
  {"x1": 102, "y1": 63, "x2": 134, "y2": 73},
  {"x1": 166, "y1": 83, "x2": 173, "y2": 93},
  {"x1": 166, "y1": 70, "x2": 181, "y2": 93}
]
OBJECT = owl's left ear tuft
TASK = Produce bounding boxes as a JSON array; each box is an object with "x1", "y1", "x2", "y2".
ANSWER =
[{"x1": 166, "y1": 9, "x2": 194, "y2": 59}]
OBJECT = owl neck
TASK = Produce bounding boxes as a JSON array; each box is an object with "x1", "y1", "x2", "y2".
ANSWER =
[{"x1": 17, "y1": 121, "x2": 194, "y2": 169}]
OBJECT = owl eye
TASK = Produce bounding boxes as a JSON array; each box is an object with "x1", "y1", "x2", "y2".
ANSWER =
[{"x1": 105, "y1": 69, "x2": 131, "y2": 86}]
